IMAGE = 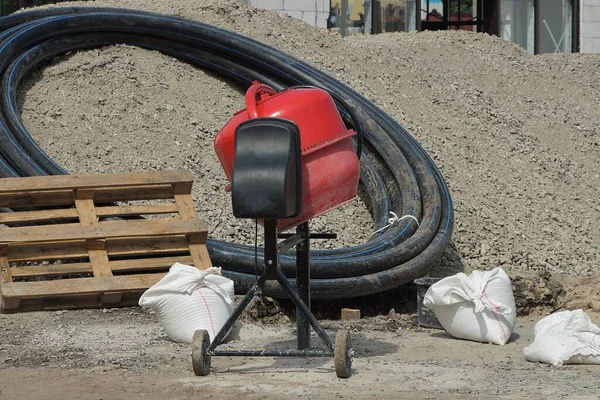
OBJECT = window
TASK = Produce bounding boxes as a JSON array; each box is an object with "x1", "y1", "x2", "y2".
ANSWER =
[
  {"x1": 536, "y1": 0, "x2": 572, "y2": 53},
  {"x1": 499, "y1": 0, "x2": 534, "y2": 54}
]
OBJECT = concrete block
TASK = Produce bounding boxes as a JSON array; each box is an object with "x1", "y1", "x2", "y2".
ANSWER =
[
  {"x1": 302, "y1": 10, "x2": 318, "y2": 25},
  {"x1": 581, "y1": 21, "x2": 600, "y2": 38},
  {"x1": 251, "y1": 0, "x2": 284, "y2": 10},
  {"x1": 583, "y1": 0, "x2": 600, "y2": 6},
  {"x1": 580, "y1": 37, "x2": 600, "y2": 53},
  {"x1": 582, "y1": 6, "x2": 600, "y2": 22},
  {"x1": 284, "y1": 0, "x2": 317, "y2": 12},
  {"x1": 281, "y1": 10, "x2": 304, "y2": 20},
  {"x1": 592, "y1": 37, "x2": 600, "y2": 53},
  {"x1": 580, "y1": 39, "x2": 593, "y2": 53},
  {"x1": 317, "y1": 13, "x2": 329, "y2": 28},
  {"x1": 341, "y1": 308, "x2": 361, "y2": 320}
]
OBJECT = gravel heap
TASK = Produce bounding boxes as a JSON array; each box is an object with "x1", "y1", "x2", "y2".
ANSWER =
[{"x1": 19, "y1": 0, "x2": 599, "y2": 281}]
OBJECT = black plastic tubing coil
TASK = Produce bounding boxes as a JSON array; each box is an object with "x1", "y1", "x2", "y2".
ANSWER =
[{"x1": 0, "y1": 7, "x2": 453, "y2": 299}]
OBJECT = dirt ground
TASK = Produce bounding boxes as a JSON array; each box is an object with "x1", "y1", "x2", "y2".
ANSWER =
[
  {"x1": 2, "y1": 0, "x2": 600, "y2": 398},
  {"x1": 1, "y1": 307, "x2": 600, "y2": 399}
]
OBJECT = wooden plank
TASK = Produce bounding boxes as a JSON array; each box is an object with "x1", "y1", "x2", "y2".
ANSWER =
[
  {"x1": 0, "y1": 218, "x2": 207, "y2": 243},
  {"x1": 6, "y1": 236, "x2": 190, "y2": 262},
  {"x1": 0, "y1": 273, "x2": 166, "y2": 298},
  {"x1": 0, "y1": 208, "x2": 79, "y2": 224},
  {"x1": 11, "y1": 261, "x2": 92, "y2": 277},
  {"x1": 0, "y1": 204, "x2": 179, "y2": 225},
  {"x1": 74, "y1": 194, "x2": 115, "y2": 304},
  {"x1": 0, "y1": 245, "x2": 11, "y2": 283},
  {"x1": 10, "y1": 255, "x2": 193, "y2": 278},
  {"x1": 93, "y1": 186, "x2": 176, "y2": 203},
  {"x1": 187, "y1": 234, "x2": 212, "y2": 270},
  {"x1": 0, "y1": 170, "x2": 193, "y2": 194},
  {"x1": 173, "y1": 193, "x2": 198, "y2": 220},
  {"x1": 1, "y1": 245, "x2": 17, "y2": 309},
  {"x1": 341, "y1": 308, "x2": 361, "y2": 320},
  {"x1": 173, "y1": 191, "x2": 212, "y2": 270},
  {"x1": 7, "y1": 240, "x2": 89, "y2": 262},
  {"x1": 75, "y1": 196, "x2": 112, "y2": 278},
  {"x1": 107, "y1": 236, "x2": 191, "y2": 257},
  {"x1": 0, "y1": 186, "x2": 175, "y2": 208},
  {"x1": 96, "y1": 204, "x2": 179, "y2": 218},
  {"x1": 1, "y1": 291, "x2": 144, "y2": 313},
  {"x1": 0, "y1": 190, "x2": 74, "y2": 208}
]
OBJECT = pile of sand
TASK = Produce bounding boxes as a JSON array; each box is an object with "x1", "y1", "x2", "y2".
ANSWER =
[{"x1": 19, "y1": 0, "x2": 599, "y2": 288}]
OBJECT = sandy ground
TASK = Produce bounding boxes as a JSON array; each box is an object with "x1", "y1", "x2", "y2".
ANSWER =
[
  {"x1": 1, "y1": 0, "x2": 599, "y2": 398},
  {"x1": 21, "y1": 0, "x2": 599, "y2": 280},
  {"x1": 1, "y1": 307, "x2": 600, "y2": 399}
]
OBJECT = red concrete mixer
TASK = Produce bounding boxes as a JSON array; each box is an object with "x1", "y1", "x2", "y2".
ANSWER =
[{"x1": 214, "y1": 82, "x2": 360, "y2": 230}]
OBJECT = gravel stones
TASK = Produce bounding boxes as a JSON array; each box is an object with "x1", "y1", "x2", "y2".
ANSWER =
[{"x1": 18, "y1": 0, "x2": 600, "y2": 284}]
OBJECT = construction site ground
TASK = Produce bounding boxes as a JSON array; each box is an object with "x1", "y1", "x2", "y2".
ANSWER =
[
  {"x1": 1, "y1": 0, "x2": 599, "y2": 398},
  {"x1": 0, "y1": 307, "x2": 599, "y2": 399}
]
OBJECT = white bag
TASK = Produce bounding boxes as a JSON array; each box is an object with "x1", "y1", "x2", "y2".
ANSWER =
[
  {"x1": 523, "y1": 309, "x2": 600, "y2": 366},
  {"x1": 423, "y1": 267, "x2": 516, "y2": 345},
  {"x1": 139, "y1": 263, "x2": 235, "y2": 344}
]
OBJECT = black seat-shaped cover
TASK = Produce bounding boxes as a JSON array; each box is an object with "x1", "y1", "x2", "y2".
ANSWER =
[{"x1": 231, "y1": 118, "x2": 302, "y2": 219}]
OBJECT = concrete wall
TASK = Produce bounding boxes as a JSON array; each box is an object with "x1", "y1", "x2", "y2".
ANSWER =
[
  {"x1": 249, "y1": 0, "x2": 329, "y2": 28},
  {"x1": 581, "y1": 0, "x2": 600, "y2": 53}
]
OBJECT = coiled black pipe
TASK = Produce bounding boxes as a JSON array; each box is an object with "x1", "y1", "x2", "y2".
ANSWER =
[{"x1": 0, "y1": 7, "x2": 453, "y2": 299}]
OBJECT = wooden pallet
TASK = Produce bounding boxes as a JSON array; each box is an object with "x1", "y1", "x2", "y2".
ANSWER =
[{"x1": 0, "y1": 170, "x2": 211, "y2": 313}]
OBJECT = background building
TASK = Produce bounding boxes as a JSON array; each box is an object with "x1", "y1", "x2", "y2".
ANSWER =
[
  {"x1": 241, "y1": 0, "x2": 600, "y2": 54},
  {"x1": 1, "y1": 0, "x2": 598, "y2": 53}
]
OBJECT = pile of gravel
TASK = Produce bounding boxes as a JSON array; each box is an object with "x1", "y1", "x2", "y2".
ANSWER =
[{"x1": 19, "y1": 0, "x2": 599, "y2": 281}]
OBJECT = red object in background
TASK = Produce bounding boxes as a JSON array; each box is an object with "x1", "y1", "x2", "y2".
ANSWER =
[{"x1": 214, "y1": 82, "x2": 360, "y2": 231}]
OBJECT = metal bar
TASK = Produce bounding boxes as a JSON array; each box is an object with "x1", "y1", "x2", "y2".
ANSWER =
[
  {"x1": 212, "y1": 349, "x2": 333, "y2": 357},
  {"x1": 364, "y1": 0, "x2": 372, "y2": 34},
  {"x1": 443, "y1": 0, "x2": 449, "y2": 29},
  {"x1": 277, "y1": 234, "x2": 305, "y2": 252},
  {"x1": 275, "y1": 269, "x2": 335, "y2": 352},
  {"x1": 263, "y1": 219, "x2": 278, "y2": 279},
  {"x1": 296, "y1": 222, "x2": 310, "y2": 350},
  {"x1": 277, "y1": 232, "x2": 337, "y2": 240},
  {"x1": 534, "y1": 0, "x2": 539, "y2": 54},
  {"x1": 340, "y1": 0, "x2": 348, "y2": 37},
  {"x1": 572, "y1": 0, "x2": 579, "y2": 52},
  {"x1": 210, "y1": 275, "x2": 266, "y2": 350}
]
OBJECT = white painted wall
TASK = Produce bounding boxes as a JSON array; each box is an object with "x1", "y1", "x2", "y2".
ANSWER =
[
  {"x1": 581, "y1": 0, "x2": 600, "y2": 52},
  {"x1": 249, "y1": 0, "x2": 329, "y2": 28}
]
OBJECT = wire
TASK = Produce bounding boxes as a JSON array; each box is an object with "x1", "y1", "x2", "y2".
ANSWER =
[{"x1": 254, "y1": 219, "x2": 258, "y2": 284}]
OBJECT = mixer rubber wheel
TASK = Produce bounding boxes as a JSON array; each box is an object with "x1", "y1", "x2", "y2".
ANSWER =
[
  {"x1": 334, "y1": 330, "x2": 352, "y2": 378},
  {"x1": 192, "y1": 329, "x2": 211, "y2": 376}
]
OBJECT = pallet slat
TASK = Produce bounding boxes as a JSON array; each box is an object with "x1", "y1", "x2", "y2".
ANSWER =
[
  {"x1": 0, "y1": 170, "x2": 192, "y2": 193},
  {"x1": 1, "y1": 292, "x2": 144, "y2": 313},
  {"x1": 1, "y1": 273, "x2": 166, "y2": 299},
  {"x1": 0, "y1": 204, "x2": 179, "y2": 225},
  {"x1": 0, "y1": 218, "x2": 207, "y2": 243},
  {"x1": 0, "y1": 186, "x2": 177, "y2": 208},
  {"x1": 10, "y1": 255, "x2": 194, "y2": 278},
  {"x1": 7, "y1": 236, "x2": 191, "y2": 262}
]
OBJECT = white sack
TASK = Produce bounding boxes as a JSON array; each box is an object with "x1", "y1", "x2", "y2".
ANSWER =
[
  {"x1": 139, "y1": 263, "x2": 234, "y2": 344},
  {"x1": 523, "y1": 309, "x2": 600, "y2": 366},
  {"x1": 423, "y1": 267, "x2": 516, "y2": 345}
]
